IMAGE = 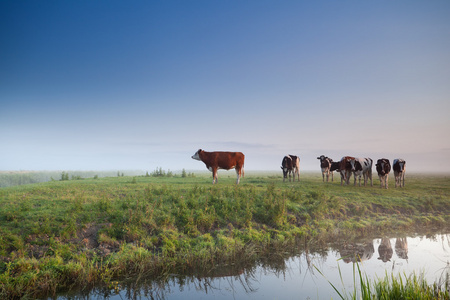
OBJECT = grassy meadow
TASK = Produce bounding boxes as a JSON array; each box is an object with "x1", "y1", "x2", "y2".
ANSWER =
[{"x1": 0, "y1": 171, "x2": 449, "y2": 298}]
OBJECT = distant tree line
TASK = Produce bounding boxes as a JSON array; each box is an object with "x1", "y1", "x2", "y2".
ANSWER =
[
  {"x1": 144, "y1": 168, "x2": 195, "y2": 178},
  {"x1": 1, "y1": 169, "x2": 196, "y2": 188},
  {"x1": 0, "y1": 170, "x2": 144, "y2": 187}
]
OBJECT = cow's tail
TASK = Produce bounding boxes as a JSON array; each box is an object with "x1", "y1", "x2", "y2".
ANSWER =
[{"x1": 242, "y1": 163, "x2": 245, "y2": 178}]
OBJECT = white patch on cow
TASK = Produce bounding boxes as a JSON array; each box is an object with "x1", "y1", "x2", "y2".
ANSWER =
[
  {"x1": 235, "y1": 169, "x2": 241, "y2": 184},
  {"x1": 349, "y1": 160, "x2": 356, "y2": 171},
  {"x1": 353, "y1": 157, "x2": 373, "y2": 187},
  {"x1": 191, "y1": 151, "x2": 200, "y2": 161}
]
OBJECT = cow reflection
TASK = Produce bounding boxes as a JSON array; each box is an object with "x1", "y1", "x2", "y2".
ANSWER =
[
  {"x1": 339, "y1": 242, "x2": 374, "y2": 263},
  {"x1": 395, "y1": 237, "x2": 408, "y2": 260},
  {"x1": 378, "y1": 237, "x2": 393, "y2": 262}
]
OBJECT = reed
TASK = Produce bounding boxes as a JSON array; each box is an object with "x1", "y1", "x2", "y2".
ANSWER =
[{"x1": 317, "y1": 261, "x2": 450, "y2": 300}]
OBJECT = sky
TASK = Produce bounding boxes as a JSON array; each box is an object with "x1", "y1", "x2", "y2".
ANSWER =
[{"x1": 1, "y1": 1, "x2": 450, "y2": 173}]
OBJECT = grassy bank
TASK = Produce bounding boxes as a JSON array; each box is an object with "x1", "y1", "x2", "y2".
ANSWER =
[{"x1": 1, "y1": 172, "x2": 449, "y2": 298}]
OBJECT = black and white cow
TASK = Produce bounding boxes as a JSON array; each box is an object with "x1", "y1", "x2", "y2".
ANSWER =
[
  {"x1": 330, "y1": 161, "x2": 340, "y2": 182},
  {"x1": 351, "y1": 157, "x2": 373, "y2": 186},
  {"x1": 317, "y1": 155, "x2": 332, "y2": 182},
  {"x1": 375, "y1": 158, "x2": 391, "y2": 189},
  {"x1": 281, "y1": 155, "x2": 300, "y2": 182},
  {"x1": 393, "y1": 159, "x2": 406, "y2": 188}
]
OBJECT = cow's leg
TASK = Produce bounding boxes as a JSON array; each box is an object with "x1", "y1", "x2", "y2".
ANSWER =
[
  {"x1": 394, "y1": 172, "x2": 398, "y2": 188},
  {"x1": 385, "y1": 174, "x2": 389, "y2": 189},
  {"x1": 341, "y1": 170, "x2": 348, "y2": 185},
  {"x1": 212, "y1": 168, "x2": 218, "y2": 184},
  {"x1": 235, "y1": 168, "x2": 241, "y2": 184},
  {"x1": 331, "y1": 171, "x2": 334, "y2": 182},
  {"x1": 402, "y1": 172, "x2": 405, "y2": 187},
  {"x1": 379, "y1": 175, "x2": 383, "y2": 188}
]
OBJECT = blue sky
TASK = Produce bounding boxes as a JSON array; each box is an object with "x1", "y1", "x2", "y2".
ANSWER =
[{"x1": 1, "y1": 1, "x2": 449, "y2": 173}]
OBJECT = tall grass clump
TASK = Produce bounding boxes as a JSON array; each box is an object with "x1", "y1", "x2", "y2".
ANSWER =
[{"x1": 317, "y1": 262, "x2": 450, "y2": 300}]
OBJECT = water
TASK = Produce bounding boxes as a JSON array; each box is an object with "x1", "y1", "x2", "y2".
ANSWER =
[{"x1": 59, "y1": 233, "x2": 450, "y2": 299}]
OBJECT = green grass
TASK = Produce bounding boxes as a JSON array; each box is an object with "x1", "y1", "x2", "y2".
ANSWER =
[
  {"x1": 317, "y1": 261, "x2": 450, "y2": 300},
  {"x1": 0, "y1": 172, "x2": 449, "y2": 298}
]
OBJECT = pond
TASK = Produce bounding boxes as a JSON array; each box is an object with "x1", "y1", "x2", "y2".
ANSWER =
[{"x1": 56, "y1": 231, "x2": 450, "y2": 299}]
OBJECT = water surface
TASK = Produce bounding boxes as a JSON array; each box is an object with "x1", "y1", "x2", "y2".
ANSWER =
[{"x1": 59, "y1": 232, "x2": 450, "y2": 299}]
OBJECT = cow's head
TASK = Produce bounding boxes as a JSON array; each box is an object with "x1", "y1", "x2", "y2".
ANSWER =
[
  {"x1": 347, "y1": 158, "x2": 356, "y2": 171},
  {"x1": 340, "y1": 157, "x2": 355, "y2": 179},
  {"x1": 376, "y1": 159, "x2": 390, "y2": 176},
  {"x1": 394, "y1": 159, "x2": 406, "y2": 173},
  {"x1": 376, "y1": 160, "x2": 385, "y2": 176},
  {"x1": 398, "y1": 160, "x2": 406, "y2": 171},
  {"x1": 317, "y1": 155, "x2": 331, "y2": 168},
  {"x1": 191, "y1": 149, "x2": 202, "y2": 161}
]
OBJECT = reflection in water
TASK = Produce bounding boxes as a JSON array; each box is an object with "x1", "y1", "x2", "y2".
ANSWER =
[
  {"x1": 395, "y1": 237, "x2": 408, "y2": 260},
  {"x1": 378, "y1": 237, "x2": 393, "y2": 262},
  {"x1": 339, "y1": 241, "x2": 374, "y2": 263},
  {"x1": 55, "y1": 233, "x2": 450, "y2": 299}
]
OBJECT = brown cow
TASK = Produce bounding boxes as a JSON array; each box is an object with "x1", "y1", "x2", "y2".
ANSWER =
[
  {"x1": 191, "y1": 149, "x2": 245, "y2": 184},
  {"x1": 339, "y1": 156, "x2": 355, "y2": 185}
]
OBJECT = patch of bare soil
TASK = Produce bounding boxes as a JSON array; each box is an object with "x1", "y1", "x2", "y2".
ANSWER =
[{"x1": 77, "y1": 223, "x2": 120, "y2": 257}]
